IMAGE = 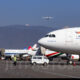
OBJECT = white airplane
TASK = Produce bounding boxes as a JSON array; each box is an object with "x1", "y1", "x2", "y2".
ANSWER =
[
  {"x1": 4, "y1": 44, "x2": 38, "y2": 58},
  {"x1": 38, "y1": 27, "x2": 80, "y2": 61},
  {"x1": 42, "y1": 16, "x2": 53, "y2": 20}
]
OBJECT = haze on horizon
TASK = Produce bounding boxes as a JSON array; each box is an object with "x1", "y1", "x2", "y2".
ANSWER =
[{"x1": 0, "y1": 0, "x2": 80, "y2": 28}]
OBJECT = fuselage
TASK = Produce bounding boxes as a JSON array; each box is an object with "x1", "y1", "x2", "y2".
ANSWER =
[
  {"x1": 4, "y1": 49, "x2": 28, "y2": 56},
  {"x1": 38, "y1": 27, "x2": 80, "y2": 54}
]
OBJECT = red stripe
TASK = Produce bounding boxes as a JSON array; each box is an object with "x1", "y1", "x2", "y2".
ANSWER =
[
  {"x1": 76, "y1": 32, "x2": 80, "y2": 34},
  {"x1": 45, "y1": 52, "x2": 59, "y2": 57}
]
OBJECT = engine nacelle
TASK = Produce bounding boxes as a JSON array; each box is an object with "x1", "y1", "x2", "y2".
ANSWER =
[{"x1": 70, "y1": 54, "x2": 80, "y2": 60}]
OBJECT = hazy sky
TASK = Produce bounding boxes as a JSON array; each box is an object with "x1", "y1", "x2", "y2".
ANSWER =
[{"x1": 0, "y1": 0, "x2": 80, "y2": 27}]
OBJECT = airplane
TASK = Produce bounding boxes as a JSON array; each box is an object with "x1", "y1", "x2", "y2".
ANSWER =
[
  {"x1": 38, "y1": 27, "x2": 80, "y2": 62},
  {"x1": 4, "y1": 44, "x2": 38, "y2": 59},
  {"x1": 42, "y1": 16, "x2": 53, "y2": 20}
]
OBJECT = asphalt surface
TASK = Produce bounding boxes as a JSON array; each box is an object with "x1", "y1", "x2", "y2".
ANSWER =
[{"x1": 0, "y1": 59, "x2": 80, "y2": 78}]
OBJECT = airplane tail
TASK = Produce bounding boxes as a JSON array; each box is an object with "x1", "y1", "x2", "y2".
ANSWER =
[
  {"x1": 28, "y1": 44, "x2": 38, "y2": 50},
  {"x1": 32, "y1": 44, "x2": 37, "y2": 49},
  {"x1": 28, "y1": 46, "x2": 33, "y2": 50}
]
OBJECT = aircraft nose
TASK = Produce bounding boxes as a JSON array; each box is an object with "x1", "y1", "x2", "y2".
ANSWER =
[{"x1": 38, "y1": 38, "x2": 46, "y2": 46}]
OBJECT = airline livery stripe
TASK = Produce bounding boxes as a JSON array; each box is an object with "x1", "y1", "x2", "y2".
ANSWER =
[{"x1": 45, "y1": 52, "x2": 60, "y2": 57}]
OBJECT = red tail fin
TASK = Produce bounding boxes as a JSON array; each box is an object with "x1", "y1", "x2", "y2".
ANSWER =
[{"x1": 28, "y1": 46, "x2": 32, "y2": 50}]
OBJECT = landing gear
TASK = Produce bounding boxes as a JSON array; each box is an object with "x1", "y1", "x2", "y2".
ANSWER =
[
  {"x1": 66, "y1": 53, "x2": 71, "y2": 65},
  {"x1": 49, "y1": 57, "x2": 53, "y2": 61}
]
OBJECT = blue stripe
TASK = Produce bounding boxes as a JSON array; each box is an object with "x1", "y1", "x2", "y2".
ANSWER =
[{"x1": 5, "y1": 53, "x2": 21, "y2": 56}]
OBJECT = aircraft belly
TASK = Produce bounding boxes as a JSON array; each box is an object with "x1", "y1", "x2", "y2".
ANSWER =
[{"x1": 44, "y1": 44, "x2": 80, "y2": 54}]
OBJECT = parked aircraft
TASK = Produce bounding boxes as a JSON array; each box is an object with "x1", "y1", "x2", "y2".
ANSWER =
[
  {"x1": 4, "y1": 44, "x2": 38, "y2": 58},
  {"x1": 38, "y1": 27, "x2": 80, "y2": 62}
]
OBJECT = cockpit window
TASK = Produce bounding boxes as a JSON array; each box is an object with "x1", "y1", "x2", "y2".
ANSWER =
[
  {"x1": 52, "y1": 34, "x2": 55, "y2": 37},
  {"x1": 49, "y1": 35, "x2": 52, "y2": 37},
  {"x1": 45, "y1": 34, "x2": 56, "y2": 37},
  {"x1": 45, "y1": 35, "x2": 48, "y2": 37}
]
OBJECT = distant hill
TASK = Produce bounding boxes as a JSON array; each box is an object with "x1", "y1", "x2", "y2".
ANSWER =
[{"x1": 0, "y1": 25, "x2": 57, "y2": 49}]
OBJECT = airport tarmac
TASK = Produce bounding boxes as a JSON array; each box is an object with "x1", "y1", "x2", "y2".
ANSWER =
[{"x1": 0, "y1": 59, "x2": 80, "y2": 78}]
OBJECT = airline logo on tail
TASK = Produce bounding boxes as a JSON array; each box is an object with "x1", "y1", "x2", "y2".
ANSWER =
[
  {"x1": 28, "y1": 46, "x2": 33, "y2": 50},
  {"x1": 28, "y1": 44, "x2": 38, "y2": 50}
]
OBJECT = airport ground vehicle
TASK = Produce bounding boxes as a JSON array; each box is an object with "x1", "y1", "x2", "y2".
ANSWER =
[{"x1": 31, "y1": 56, "x2": 49, "y2": 65}]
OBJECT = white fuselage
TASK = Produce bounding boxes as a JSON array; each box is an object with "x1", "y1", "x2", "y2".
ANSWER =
[
  {"x1": 5, "y1": 49, "x2": 37, "y2": 57},
  {"x1": 4, "y1": 49, "x2": 28, "y2": 56},
  {"x1": 38, "y1": 27, "x2": 80, "y2": 54}
]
